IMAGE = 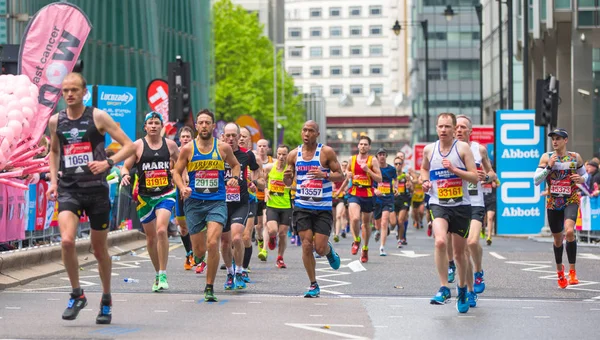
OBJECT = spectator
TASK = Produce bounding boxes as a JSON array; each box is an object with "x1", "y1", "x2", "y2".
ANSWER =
[{"x1": 586, "y1": 159, "x2": 600, "y2": 196}]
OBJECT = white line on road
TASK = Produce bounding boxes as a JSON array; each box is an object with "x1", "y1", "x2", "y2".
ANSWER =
[
  {"x1": 489, "y1": 252, "x2": 506, "y2": 260},
  {"x1": 590, "y1": 308, "x2": 600, "y2": 311},
  {"x1": 285, "y1": 323, "x2": 367, "y2": 340},
  {"x1": 314, "y1": 303, "x2": 328, "y2": 306},
  {"x1": 248, "y1": 301, "x2": 262, "y2": 304},
  {"x1": 47, "y1": 298, "x2": 60, "y2": 301},
  {"x1": 181, "y1": 300, "x2": 195, "y2": 303},
  {"x1": 154, "y1": 310, "x2": 168, "y2": 313},
  {"x1": 534, "y1": 316, "x2": 550, "y2": 319},
  {"x1": 232, "y1": 312, "x2": 246, "y2": 315},
  {"x1": 458, "y1": 316, "x2": 476, "y2": 318},
  {"x1": 374, "y1": 326, "x2": 388, "y2": 328},
  {"x1": 522, "y1": 307, "x2": 534, "y2": 309},
  {"x1": 5, "y1": 307, "x2": 20, "y2": 310},
  {"x1": 114, "y1": 299, "x2": 127, "y2": 302},
  {"x1": 389, "y1": 316, "x2": 403, "y2": 318},
  {"x1": 82, "y1": 309, "x2": 92, "y2": 312},
  {"x1": 310, "y1": 315, "x2": 323, "y2": 317}
]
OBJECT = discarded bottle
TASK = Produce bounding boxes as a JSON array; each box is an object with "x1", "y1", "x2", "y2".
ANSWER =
[
  {"x1": 111, "y1": 256, "x2": 120, "y2": 261},
  {"x1": 130, "y1": 251, "x2": 137, "y2": 256},
  {"x1": 123, "y1": 278, "x2": 139, "y2": 283}
]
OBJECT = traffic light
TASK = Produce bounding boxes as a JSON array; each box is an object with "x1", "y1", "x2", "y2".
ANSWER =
[
  {"x1": 168, "y1": 56, "x2": 191, "y2": 122},
  {"x1": 535, "y1": 76, "x2": 559, "y2": 128}
]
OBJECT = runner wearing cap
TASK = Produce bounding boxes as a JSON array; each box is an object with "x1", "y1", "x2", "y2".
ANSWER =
[
  {"x1": 534, "y1": 128, "x2": 587, "y2": 289},
  {"x1": 373, "y1": 148, "x2": 396, "y2": 256}
]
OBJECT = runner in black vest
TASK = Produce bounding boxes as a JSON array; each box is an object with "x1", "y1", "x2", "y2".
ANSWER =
[
  {"x1": 120, "y1": 112, "x2": 180, "y2": 293},
  {"x1": 46, "y1": 73, "x2": 135, "y2": 325}
]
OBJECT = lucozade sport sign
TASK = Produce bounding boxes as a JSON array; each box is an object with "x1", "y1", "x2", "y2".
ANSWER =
[{"x1": 495, "y1": 110, "x2": 546, "y2": 235}]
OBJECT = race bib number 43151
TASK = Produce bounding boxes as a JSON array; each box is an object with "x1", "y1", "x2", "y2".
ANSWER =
[{"x1": 63, "y1": 142, "x2": 93, "y2": 168}]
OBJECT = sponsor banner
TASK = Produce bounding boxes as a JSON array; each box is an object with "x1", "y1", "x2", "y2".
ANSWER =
[
  {"x1": 95, "y1": 85, "x2": 137, "y2": 149},
  {"x1": 581, "y1": 196, "x2": 600, "y2": 231},
  {"x1": 412, "y1": 143, "x2": 428, "y2": 171},
  {"x1": 471, "y1": 125, "x2": 494, "y2": 165},
  {"x1": 146, "y1": 79, "x2": 169, "y2": 123},
  {"x1": 15, "y1": 2, "x2": 92, "y2": 155},
  {"x1": 235, "y1": 115, "x2": 263, "y2": 150},
  {"x1": 82, "y1": 85, "x2": 93, "y2": 106},
  {"x1": 400, "y1": 144, "x2": 413, "y2": 171},
  {"x1": 495, "y1": 110, "x2": 546, "y2": 235}
]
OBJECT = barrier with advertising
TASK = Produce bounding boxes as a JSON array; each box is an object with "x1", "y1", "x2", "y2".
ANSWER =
[
  {"x1": 495, "y1": 110, "x2": 546, "y2": 235},
  {"x1": 412, "y1": 143, "x2": 427, "y2": 171},
  {"x1": 471, "y1": 125, "x2": 495, "y2": 165},
  {"x1": 578, "y1": 196, "x2": 600, "y2": 231}
]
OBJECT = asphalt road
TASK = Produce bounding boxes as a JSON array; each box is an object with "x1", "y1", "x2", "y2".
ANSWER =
[{"x1": 1, "y1": 226, "x2": 600, "y2": 340}]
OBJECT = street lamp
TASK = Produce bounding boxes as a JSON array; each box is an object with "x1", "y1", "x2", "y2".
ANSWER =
[
  {"x1": 391, "y1": 20, "x2": 430, "y2": 142},
  {"x1": 443, "y1": 4, "x2": 483, "y2": 125}
]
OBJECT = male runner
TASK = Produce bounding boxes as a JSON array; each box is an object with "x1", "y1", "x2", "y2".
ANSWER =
[
  {"x1": 120, "y1": 112, "x2": 180, "y2": 292},
  {"x1": 482, "y1": 178, "x2": 498, "y2": 245},
  {"x1": 255, "y1": 139, "x2": 274, "y2": 255},
  {"x1": 534, "y1": 128, "x2": 586, "y2": 288},
  {"x1": 347, "y1": 136, "x2": 382, "y2": 263},
  {"x1": 332, "y1": 162, "x2": 349, "y2": 242},
  {"x1": 410, "y1": 172, "x2": 426, "y2": 230},
  {"x1": 393, "y1": 157, "x2": 411, "y2": 247},
  {"x1": 47, "y1": 72, "x2": 135, "y2": 324},
  {"x1": 220, "y1": 123, "x2": 262, "y2": 290},
  {"x1": 262, "y1": 144, "x2": 293, "y2": 268},
  {"x1": 373, "y1": 148, "x2": 396, "y2": 256},
  {"x1": 421, "y1": 112, "x2": 478, "y2": 313},
  {"x1": 172, "y1": 110, "x2": 241, "y2": 302},
  {"x1": 283, "y1": 120, "x2": 342, "y2": 297}
]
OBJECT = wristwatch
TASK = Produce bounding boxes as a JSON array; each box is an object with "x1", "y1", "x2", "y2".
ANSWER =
[
  {"x1": 106, "y1": 158, "x2": 115, "y2": 167},
  {"x1": 233, "y1": 175, "x2": 240, "y2": 184},
  {"x1": 484, "y1": 175, "x2": 490, "y2": 183}
]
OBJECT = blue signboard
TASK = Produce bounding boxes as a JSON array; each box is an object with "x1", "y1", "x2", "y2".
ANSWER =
[
  {"x1": 83, "y1": 85, "x2": 93, "y2": 106},
  {"x1": 96, "y1": 85, "x2": 137, "y2": 147},
  {"x1": 27, "y1": 185, "x2": 36, "y2": 231},
  {"x1": 495, "y1": 110, "x2": 546, "y2": 234}
]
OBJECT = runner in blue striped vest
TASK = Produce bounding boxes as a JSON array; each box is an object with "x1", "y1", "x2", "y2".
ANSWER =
[{"x1": 283, "y1": 120, "x2": 343, "y2": 298}]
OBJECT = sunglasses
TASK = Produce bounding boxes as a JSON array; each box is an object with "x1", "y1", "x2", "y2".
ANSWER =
[{"x1": 395, "y1": 163, "x2": 403, "y2": 166}]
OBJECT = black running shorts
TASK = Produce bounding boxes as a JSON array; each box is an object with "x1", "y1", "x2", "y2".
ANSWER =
[
  {"x1": 547, "y1": 204, "x2": 579, "y2": 234},
  {"x1": 471, "y1": 206, "x2": 485, "y2": 223},
  {"x1": 266, "y1": 207, "x2": 292, "y2": 226},
  {"x1": 293, "y1": 208, "x2": 332, "y2": 236},
  {"x1": 57, "y1": 187, "x2": 111, "y2": 231},
  {"x1": 224, "y1": 202, "x2": 249, "y2": 233},
  {"x1": 429, "y1": 204, "x2": 471, "y2": 238}
]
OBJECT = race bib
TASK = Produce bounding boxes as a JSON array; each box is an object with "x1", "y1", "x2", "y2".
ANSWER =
[
  {"x1": 550, "y1": 178, "x2": 571, "y2": 196},
  {"x1": 397, "y1": 182, "x2": 406, "y2": 194},
  {"x1": 145, "y1": 170, "x2": 168, "y2": 189},
  {"x1": 379, "y1": 182, "x2": 391, "y2": 195},
  {"x1": 195, "y1": 170, "x2": 219, "y2": 193},
  {"x1": 437, "y1": 178, "x2": 463, "y2": 204},
  {"x1": 301, "y1": 180, "x2": 323, "y2": 199},
  {"x1": 226, "y1": 185, "x2": 241, "y2": 202},
  {"x1": 63, "y1": 142, "x2": 93, "y2": 169},
  {"x1": 270, "y1": 179, "x2": 285, "y2": 196},
  {"x1": 413, "y1": 184, "x2": 424, "y2": 202},
  {"x1": 482, "y1": 182, "x2": 493, "y2": 194},
  {"x1": 354, "y1": 175, "x2": 371, "y2": 187},
  {"x1": 468, "y1": 182, "x2": 478, "y2": 196}
]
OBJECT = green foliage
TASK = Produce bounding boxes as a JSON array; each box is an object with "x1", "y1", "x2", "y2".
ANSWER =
[{"x1": 213, "y1": 0, "x2": 305, "y2": 147}]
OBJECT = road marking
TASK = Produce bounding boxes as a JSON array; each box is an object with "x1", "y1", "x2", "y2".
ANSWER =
[
  {"x1": 315, "y1": 260, "x2": 353, "y2": 296},
  {"x1": 591, "y1": 308, "x2": 600, "y2": 311},
  {"x1": 137, "y1": 244, "x2": 181, "y2": 258},
  {"x1": 534, "y1": 316, "x2": 550, "y2": 319},
  {"x1": 489, "y1": 252, "x2": 506, "y2": 260},
  {"x1": 181, "y1": 300, "x2": 195, "y2": 303},
  {"x1": 522, "y1": 307, "x2": 534, "y2": 309},
  {"x1": 314, "y1": 303, "x2": 328, "y2": 306},
  {"x1": 310, "y1": 314, "x2": 323, "y2": 317},
  {"x1": 248, "y1": 301, "x2": 262, "y2": 304},
  {"x1": 114, "y1": 299, "x2": 127, "y2": 302},
  {"x1": 47, "y1": 298, "x2": 60, "y2": 301},
  {"x1": 232, "y1": 312, "x2": 246, "y2": 315},
  {"x1": 154, "y1": 310, "x2": 168, "y2": 313},
  {"x1": 458, "y1": 316, "x2": 476, "y2": 318},
  {"x1": 579, "y1": 253, "x2": 600, "y2": 260},
  {"x1": 390, "y1": 250, "x2": 430, "y2": 258},
  {"x1": 285, "y1": 323, "x2": 367, "y2": 339},
  {"x1": 83, "y1": 308, "x2": 92, "y2": 312},
  {"x1": 507, "y1": 260, "x2": 600, "y2": 295},
  {"x1": 5, "y1": 307, "x2": 21, "y2": 310},
  {"x1": 374, "y1": 326, "x2": 388, "y2": 328},
  {"x1": 389, "y1": 315, "x2": 403, "y2": 318}
]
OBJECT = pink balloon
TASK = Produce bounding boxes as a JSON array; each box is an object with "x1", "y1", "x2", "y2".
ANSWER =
[
  {"x1": 20, "y1": 96, "x2": 36, "y2": 111},
  {"x1": 15, "y1": 74, "x2": 32, "y2": 87},
  {"x1": 0, "y1": 149, "x2": 6, "y2": 170},
  {"x1": 7, "y1": 99, "x2": 20, "y2": 111},
  {"x1": 0, "y1": 138, "x2": 10, "y2": 154},
  {"x1": 7, "y1": 120, "x2": 22, "y2": 139},
  {"x1": 21, "y1": 119, "x2": 31, "y2": 137},
  {"x1": 21, "y1": 106, "x2": 34, "y2": 122},
  {"x1": 0, "y1": 109, "x2": 7, "y2": 127},
  {"x1": 7, "y1": 109, "x2": 23, "y2": 123},
  {"x1": 0, "y1": 126, "x2": 14, "y2": 142},
  {"x1": 15, "y1": 86, "x2": 30, "y2": 100}
]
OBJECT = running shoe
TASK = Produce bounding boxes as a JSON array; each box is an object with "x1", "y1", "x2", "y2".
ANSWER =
[
  {"x1": 396, "y1": 240, "x2": 402, "y2": 248},
  {"x1": 351, "y1": 241, "x2": 360, "y2": 255},
  {"x1": 189, "y1": 254, "x2": 197, "y2": 266},
  {"x1": 204, "y1": 286, "x2": 218, "y2": 302},
  {"x1": 304, "y1": 283, "x2": 320, "y2": 298},
  {"x1": 568, "y1": 269, "x2": 579, "y2": 285},
  {"x1": 235, "y1": 273, "x2": 247, "y2": 289},
  {"x1": 480, "y1": 230, "x2": 485, "y2": 239},
  {"x1": 268, "y1": 236, "x2": 277, "y2": 250},
  {"x1": 257, "y1": 239, "x2": 264, "y2": 250},
  {"x1": 374, "y1": 230, "x2": 381, "y2": 242},
  {"x1": 287, "y1": 229, "x2": 292, "y2": 238},
  {"x1": 224, "y1": 273, "x2": 235, "y2": 290},
  {"x1": 290, "y1": 235, "x2": 297, "y2": 245},
  {"x1": 196, "y1": 261, "x2": 207, "y2": 274},
  {"x1": 158, "y1": 273, "x2": 169, "y2": 290},
  {"x1": 276, "y1": 256, "x2": 287, "y2": 269},
  {"x1": 258, "y1": 248, "x2": 268, "y2": 261},
  {"x1": 333, "y1": 234, "x2": 340, "y2": 243},
  {"x1": 456, "y1": 286, "x2": 469, "y2": 313},
  {"x1": 473, "y1": 271, "x2": 485, "y2": 294},
  {"x1": 152, "y1": 274, "x2": 160, "y2": 292},
  {"x1": 360, "y1": 249, "x2": 368, "y2": 263},
  {"x1": 557, "y1": 265, "x2": 568, "y2": 289},
  {"x1": 467, "y1": 291, "x2": 478, "y2": 308},
  {"x1": 251, "y1": 229, "x2": 256, "y2": 244},
  {"x1": 96, "y1": 302, "x2": 112, "y2": 325},
  {"x1": 401, "y1": 238, "x2": 407, "y2": 245},
  {"x1": 325, "y1": 241, "x2": 341, "y2": 270},
  {"x1": 427, "y1": 222, "x2": 432, "y2": 237},
  {"x1": 184, "y1": 256, "x2": 193, "y2": 271},
  {"x1": 486, "y1": 237, "x2": 492, "y2": 246},
  {"x1": 379, "y1": 246, "x2": 387, "y2": 256},
  {"x1": 241, "y1": 270, "x2": 251, "y2": 283},
  {"x1": 296, "y1": 237, "x2": 302, "y2": 246},
  {"x1": 430, "y1": 286, "x2": 451, "y2": 305},
  {"x1": 62, "y1": 291, "x2": 87, "y2": 320},
  {"x1": 448, "y1": 265, "x2": 456, "y2": 284},
  {"x1": 341, "y1": 230, "x2": 346, "y2": 239},
  {"x1": 220, "y1": 264, "x2": 227, "y2": 270}
]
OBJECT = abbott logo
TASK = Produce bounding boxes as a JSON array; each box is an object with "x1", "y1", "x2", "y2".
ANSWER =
[
  {"x1": 500, "y1": 113, "x2": 540, "y2": 146},
  {"x1": 500, "y1": 171, "x2": 541, "y2": 204}
]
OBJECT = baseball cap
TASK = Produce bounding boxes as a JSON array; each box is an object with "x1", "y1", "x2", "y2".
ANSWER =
[
  {"x1": 548, "y1": 128, "x2": 568, "y2": 138},
  {"x1": 588, "y1": 160, "x2": 599, "y2": 168},
  {"x1": 144, "y1": 111, "x2": 164, "y2": 124},
  {"x1": 376, "y1": 148, "x2": 387, "y2": 155}
]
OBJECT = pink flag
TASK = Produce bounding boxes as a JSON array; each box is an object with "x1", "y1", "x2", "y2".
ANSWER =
[
  {"x1": 14, "y1": 2, "x2": 92, "y2": 156},
  {"x1": 0, "y1": 184, "x2": 6, "y2": 242},
  {"x1": 5, "y1": 181, "x2": 26, "y2": 241}
]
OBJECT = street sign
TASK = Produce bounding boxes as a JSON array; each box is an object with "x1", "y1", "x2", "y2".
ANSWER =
[
  {"x1": 495, "y1": 110, "x2": 545, "y2": 235},
  {"x1": 146, "y1": 79, "x2": 169, "y2": 123}
]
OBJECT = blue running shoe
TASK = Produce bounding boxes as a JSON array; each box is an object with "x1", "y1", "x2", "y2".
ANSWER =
[
  {"x1": 304, "y1": 283, "x2": 320, "y2": 298},
  {"x1": 456, "y1": 286, "x2": 469, "y2": 313},
  {"x1": 235, "y1": 273, "x2": 247, "y2": 289},
  {"x1": 430, "y1": 286, "x2": 451, "y2": 305},
  {"x1": 474, "y1": 271, "x2": 485, "y2": 294},
  {"x1": 325, "y1": 241, "x2": 341, "y2": 270},
  {"x1": 467, "y1": 291, "x2": 478, "y2": 308},
  {"x1": 241, "y1": 270, "x2": 251, "y2": 283},
  {"x1": 448, "y1": 265, "x2": 456, "y2": 284},
  {"x1": 224, "y1": 274, "x2": 234, "y2": 290}
]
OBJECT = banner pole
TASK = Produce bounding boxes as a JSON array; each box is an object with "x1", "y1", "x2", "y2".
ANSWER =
[{"x1": 540, "y1": 124, "x2": 551, "y2": 236}]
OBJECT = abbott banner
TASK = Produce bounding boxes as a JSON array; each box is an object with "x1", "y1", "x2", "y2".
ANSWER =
[{"x1": 495, "y1": 110, "x2": 546, "y2": 234}]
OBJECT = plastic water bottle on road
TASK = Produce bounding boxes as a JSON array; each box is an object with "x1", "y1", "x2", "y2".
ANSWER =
[
  {"x1": 123, "y1": 278, "x2": 139, "y2": 283},
  {"x1": 111, "y1": 256, "x2": 120, "y2": 261}
]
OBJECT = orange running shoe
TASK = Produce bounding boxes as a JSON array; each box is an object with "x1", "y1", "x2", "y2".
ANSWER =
[
  {"x1": 360, "y1": 249, "x2": 368, "y2": 263},
  {"x1": 189, "y1": 255, "x2": 196, "y2": 267},
  {"x1": 557, "y1": 265, "x2": 568, "y2": 289},
  {"x1": 184, "y1": 256, "x2": 192, "y2": 271},
  {"x1": 568, "y1": 269, "x2": 579, "y2": 285},
  {"x1": 351, "y1": 241, "x2": 360, "y2": 255},
  {"x1": 196, "y1": 261, "x2": 207, "y2": 274}
]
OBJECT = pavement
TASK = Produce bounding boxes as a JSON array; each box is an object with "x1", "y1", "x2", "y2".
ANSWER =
[{"x1": 1, "y1": 226, "x2": 600, "y2": 339}]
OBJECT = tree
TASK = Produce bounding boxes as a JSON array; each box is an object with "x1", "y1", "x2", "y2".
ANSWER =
[{"x1": 213, "y1": 0, "x2": 305, "y2": 147}]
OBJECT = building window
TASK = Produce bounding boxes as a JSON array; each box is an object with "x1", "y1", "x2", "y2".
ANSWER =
[
  {"x1": 310, "y1": 27, "x2": 322, "y2": 37},
  {"x1": 330, "y1": 65, "x2": 342, "y2": 76},
  {"x1": 350, "y1": 85, "x2": 363, "y2": 95},
  {"x1": 349, "y1": 6, "x2": 361, "y2": 17},
  {"x1": 289, "y1": 47, "x2": 302, "y2": 58},
  {"x1": 350, "y1": 26, "x2": 362, "y2": 37},
  {"x1": 289, "y1": 67, "x2": 302, "y2": 77},
  {"x1": 350, "y1": 65, "x2": 363, "y2": 76},
  {"x1": 370, "y1": 84, "x2": 383, "y2": 95},
  {"x1": 330, "y1": 26, "x2": 342, "y2": 37},
  {"x1": 329, "y1": 7, "x2": 341, "y2": 17},
  {"x1": 369, "y1": 5, "x2": 382, "y2": 16},
  {"x1": 369, "y1": 25, "x2": 382, "y2": 36},
  {"x1": 288, "y1": 27, "x2": 302, "y2": 39},
  {"x1": 369, "y1": 45, "x2": 383, "y2": 56},
  {"x1": 330, "y1": 85, "x2": 343, "y2": 96},
  {"x1": 330, "y1": 46, "x2": 342, "y2": 57},
  {"x1": 370, "y1": 64, "x2": 383, "y2": 75},
  {"x1": 310, "y1": 66, "x2": 322, "y2": 77},
  {"x1": 350, "y1": 45, "x2": 362, "y2": 56},
  {"x1": 310, "y1": 8, "x2": 321, "y2": 18},
  {"x1": 310, "y1": 47, "x2": 323, "y2": 57},
  {"x1": 427, "y1": 32, "x2": 447, "y2": 40},
  {"x1": 310, "y1": 85, "x2": 323, "y2": 96}
]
